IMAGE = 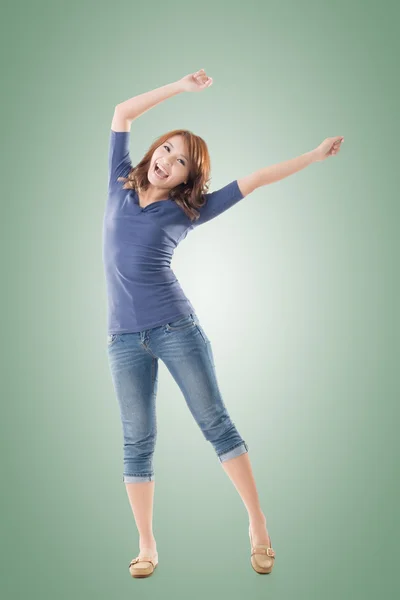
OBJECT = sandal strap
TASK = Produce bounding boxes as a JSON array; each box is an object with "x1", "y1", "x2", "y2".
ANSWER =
[
  {"x1": 129, "y1": 556, "x2": 156, "y2": 567},
  {"x1": 251, "y1": 546, "x2": 276, "y2": 558}
]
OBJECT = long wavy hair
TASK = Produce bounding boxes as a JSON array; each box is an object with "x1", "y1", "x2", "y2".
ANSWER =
[{"x1": 117, "y1": 129, "x2": 211, "y2": 222}]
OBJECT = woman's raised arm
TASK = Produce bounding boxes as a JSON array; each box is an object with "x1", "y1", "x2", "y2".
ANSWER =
[
  {"x1": 113, "y1": 69, "x2": 213, "y2": 128},
  {"x1": 114, "y1": 81, "x2": 184, "y2": 126},
  {"x1": 237, "y1": 136, "x2": 344, "y2": 197}
]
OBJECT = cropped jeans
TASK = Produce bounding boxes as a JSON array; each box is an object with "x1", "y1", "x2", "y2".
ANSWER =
[{"x1": 106, "y1": 312, "x2": 249, "y2": 483}]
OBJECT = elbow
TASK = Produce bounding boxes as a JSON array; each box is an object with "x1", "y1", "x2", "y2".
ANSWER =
[{"x1": 237, "y1": 175, "x2": 259, "y2": 197}]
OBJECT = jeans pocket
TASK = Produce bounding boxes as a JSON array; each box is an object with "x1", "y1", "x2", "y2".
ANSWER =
[
  {"x1": 164, "y1": 314, "x2": 196, "y2": 331},
  {"x1": 194, "y1": 322, "x2": 209, "y2": 344}
]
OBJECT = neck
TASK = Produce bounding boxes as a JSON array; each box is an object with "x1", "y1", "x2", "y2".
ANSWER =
[{"x1": 139, "y1": 184, "x2": 170, "y2": 203}]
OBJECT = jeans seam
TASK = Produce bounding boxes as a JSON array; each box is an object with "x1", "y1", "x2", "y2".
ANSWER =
[
  {"x1": 194, "y1": 323, "x2": 208, "y2": 344},
  {"x1": 151, "y1": 356, "x2": 157, "y2": 436},
  {"x1": 140, "y1": 338, "x2": 158, "y2": 358},
  {"x1": 124, "y1": 473, "x2": 154, "y2": 477},
  {"x1": 218, "y1": 441, "x2": 248, "y2": 460}
]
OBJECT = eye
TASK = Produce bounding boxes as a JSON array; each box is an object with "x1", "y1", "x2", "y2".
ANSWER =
[{"x1": 163, "y1": 145, "x2": 186, "y2": 166}]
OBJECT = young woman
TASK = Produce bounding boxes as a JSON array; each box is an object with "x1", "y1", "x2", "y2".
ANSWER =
[{"x1": 103, "y1": 68, "x2": 344, "y2": 578}]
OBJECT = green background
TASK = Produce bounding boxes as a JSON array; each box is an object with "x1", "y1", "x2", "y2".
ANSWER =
[{"x1": 2, "y1": 0, "x2": 398, "y2": 598}]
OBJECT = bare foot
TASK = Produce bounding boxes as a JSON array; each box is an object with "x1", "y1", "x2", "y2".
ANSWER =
[{"x1": 139, "y1": 538, "x2": 158, "y2": 559}]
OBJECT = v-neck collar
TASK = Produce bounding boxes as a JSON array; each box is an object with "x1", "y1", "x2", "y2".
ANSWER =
[{"x1": 135, "y1": 189, "x2": 172, "y2": 210}]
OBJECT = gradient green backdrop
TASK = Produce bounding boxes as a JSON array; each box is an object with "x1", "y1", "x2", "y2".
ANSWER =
[{"x1": 2, "y1": 0, "x2": 398, "y2": 598}]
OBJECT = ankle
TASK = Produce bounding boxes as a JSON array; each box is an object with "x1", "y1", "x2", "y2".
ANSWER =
[
  {"x1": 249, "y1": 510, "x2": 266, "y2": 523},
  {"x1": 139, "y1": 536, "x2": 157, "y2": 549},
  {"x1": 140, "y1": 547, "x2": 157, "y2": 555}
]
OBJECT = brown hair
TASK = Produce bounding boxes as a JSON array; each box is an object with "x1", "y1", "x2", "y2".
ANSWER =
[{"x1": 117, "y1": 129, "x2": 211, "y2": 222}]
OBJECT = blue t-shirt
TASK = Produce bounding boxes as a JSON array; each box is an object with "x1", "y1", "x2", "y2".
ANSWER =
[{"x1": 103, "y1": 129, "x2": 245, "y2": 334}]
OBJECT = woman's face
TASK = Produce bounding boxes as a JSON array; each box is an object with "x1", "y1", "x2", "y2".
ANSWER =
[{"x1": 148, "y1": 135, "x2": 191, "y2": 190}]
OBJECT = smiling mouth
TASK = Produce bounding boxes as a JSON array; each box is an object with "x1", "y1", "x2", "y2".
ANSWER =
[{"x1": 154, "y1": 162, "x2": 169, "y2": 179}]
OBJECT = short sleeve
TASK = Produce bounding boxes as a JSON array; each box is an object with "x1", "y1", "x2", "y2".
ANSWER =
[
  {"x1": 192, "y1": 180, "x2": 245, "y2": 228},
  {"x1": 108, "y1": 129, "x2": 133, "y2": 192}
]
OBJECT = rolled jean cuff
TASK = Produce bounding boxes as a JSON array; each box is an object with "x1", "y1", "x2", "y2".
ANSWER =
[
  {"x1": 123, "y1": 473, "x2": 154, "y2": 483},
  {"x1": 218, "y1": 441, "x2": 248, "y2": 463}
]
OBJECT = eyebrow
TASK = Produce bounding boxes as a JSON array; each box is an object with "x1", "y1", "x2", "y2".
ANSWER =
[{"x1": 166, "y1": 141, "x2": 189, "y2": 162}]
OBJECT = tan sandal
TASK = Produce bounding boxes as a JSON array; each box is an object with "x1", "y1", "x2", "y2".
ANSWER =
[
  {"x1": 129, "y1": 550, "x2": 158, "y2": 578},
  {"x1": 249, "y1": 524, "x2": 276, "y2": 574}
]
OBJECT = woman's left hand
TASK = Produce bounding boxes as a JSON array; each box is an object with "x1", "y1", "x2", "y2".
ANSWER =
[
  {"x1": 312, "y1": 136, "x2": 345, "y2": 162},
  {"x1": 178, "y1": 69, "x2": 213, "y2": 93}
]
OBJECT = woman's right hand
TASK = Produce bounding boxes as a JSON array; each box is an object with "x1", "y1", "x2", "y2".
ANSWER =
[{"x1": 178, "y1": 69, "x2": 213, "y2": 93}]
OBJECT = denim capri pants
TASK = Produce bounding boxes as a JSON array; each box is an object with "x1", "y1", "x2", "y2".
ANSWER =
[{"x1": 106, "y1": 312, "x2": 249, "y2": 483}]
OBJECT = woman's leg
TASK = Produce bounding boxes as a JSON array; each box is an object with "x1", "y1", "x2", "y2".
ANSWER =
[
  {"x1": 220, "y1": 453, "x2": 271, "y2": 546},
  {"x1": 152, "y1": 314, "x2": 271, "y2": 545},
  {"x1": 107, "y1": 332, "x2": 159, "y2": 555},
  {"x1": 125, "y1": 481, "x2": 157, "y2": 554}
]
